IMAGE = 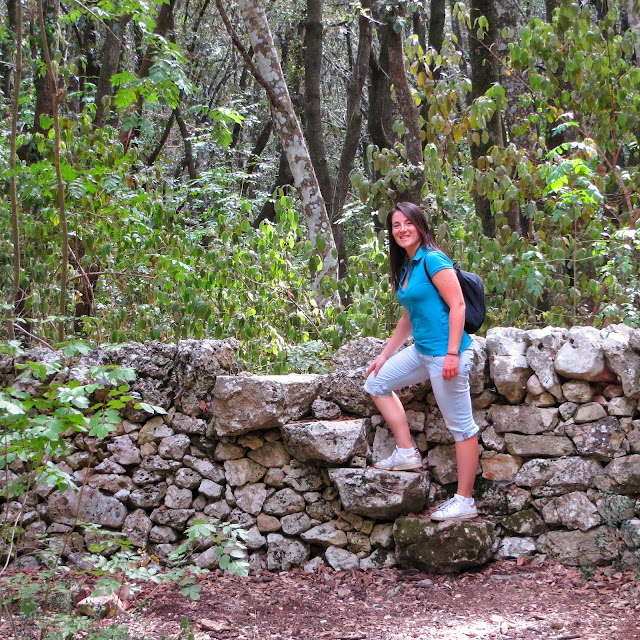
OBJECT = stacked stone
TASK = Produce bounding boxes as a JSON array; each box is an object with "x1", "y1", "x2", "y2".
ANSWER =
[{"x1": 1, "y1": 325, "x2": 639, "y2": 574}]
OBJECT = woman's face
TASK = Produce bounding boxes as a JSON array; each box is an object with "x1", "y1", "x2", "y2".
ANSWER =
[{"x1": 391, "y1": 210, "x2": 421, "y2": 255}]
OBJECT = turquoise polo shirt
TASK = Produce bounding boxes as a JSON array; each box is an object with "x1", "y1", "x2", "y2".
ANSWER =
[{"x1": 397, "y1": 246, "x2": 472, "y2": 356}]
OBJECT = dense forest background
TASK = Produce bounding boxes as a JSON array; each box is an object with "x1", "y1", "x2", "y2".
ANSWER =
[{"x1": 1, "y1": 0, "x2": 639, "y2": 372}]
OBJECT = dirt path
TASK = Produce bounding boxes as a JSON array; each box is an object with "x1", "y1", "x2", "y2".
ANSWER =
[{"x1": 124, "y1": 560, "x2": 639, "y2": 640}]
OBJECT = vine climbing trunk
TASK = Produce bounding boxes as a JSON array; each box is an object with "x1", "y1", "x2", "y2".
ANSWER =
[
  {"x1": 220, "y1": 0, "x2": 339, "y2": 288},
  {"x1": 37, "y1": 0, "x2": 68, "y2": 341}
]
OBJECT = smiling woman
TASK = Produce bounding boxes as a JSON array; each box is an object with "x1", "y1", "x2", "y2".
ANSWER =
[{"x1": 363, "y1": 202, "x2": 480, "y2": 522}]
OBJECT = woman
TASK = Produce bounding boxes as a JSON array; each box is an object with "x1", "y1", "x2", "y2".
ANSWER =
[{"x1": 364, "y1": 202, "x2": 479, "y2": 521}]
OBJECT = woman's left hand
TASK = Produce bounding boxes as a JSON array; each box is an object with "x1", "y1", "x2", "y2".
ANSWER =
[{"x1": 442, "y1": 353, "x2": 459, "y2": 381}]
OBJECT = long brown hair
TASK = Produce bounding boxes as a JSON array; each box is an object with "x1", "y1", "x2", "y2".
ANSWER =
[{"x1": 386, "y1": 202, "x2": 438, "y2": 292}]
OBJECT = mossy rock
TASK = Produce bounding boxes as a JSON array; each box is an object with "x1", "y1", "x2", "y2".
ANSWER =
[
  {"x1": 394, "y1": 518, "x2": 496, "y2": 574},
  {"x1": 501, "y1": 509, "x2": 546, "y2": 536}
]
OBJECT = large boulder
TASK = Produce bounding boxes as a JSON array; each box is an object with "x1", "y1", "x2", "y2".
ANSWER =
[
  {"x1": 281, "y1": 419, "x2": 370, "y2": 464},
  {"x1": 601, "y1": 325, "x2": 640, "y2": 399},
  {"x1": 514, "y1": 457, "x2": 603, "y2": 497},
  {"x1": 266, "y1": 533, "x2": 309, "y2": 571},
  {"x1": 211, "y1": 374, "x2": 322, "y2": 436},
  {"x1": 321, "y1": 369, "x2": 378, "y2": 417},
  {"x1": 491, "y1": 405, "x2": 559, "y2": 435},
  {"x1": 45, "y1": 486, "x2": 127, "y2": 528},
  {"x1": 486, "y1": 328, "x2": 532, "y2": 404},
  {"x1": 554, "y1": 327, "x2": 616, "y2": 382},
  {"x1": 331, "y1": 338, "x2": 387, "y2": 371},
  {"x1": 394, "y1": 518, "x2": 495, "y2": 573},
  {"x1": 329, "y1": 469, "x2": 428, "y2": 519},
  {"x1": 538, "y1": 527, "x2": 618, "y2": 566},
  {"x1": 565, "y1": 417, "x2": 628, "y2": 461},
  {"x1": 540, "y1": 491, "x2": 602, "y2": 531},
  {"x1": 525, "y1": 327, "x2": 567, "y2": 400}
]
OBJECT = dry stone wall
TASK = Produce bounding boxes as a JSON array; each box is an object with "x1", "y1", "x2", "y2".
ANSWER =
[{"x1": 2, "y1": 325, "x2": 640, "y2": 574}]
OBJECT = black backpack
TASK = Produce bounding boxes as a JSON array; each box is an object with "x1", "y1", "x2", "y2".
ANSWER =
[{"x1": 423, "y1": 253, "x2": 486, "y2": 334}]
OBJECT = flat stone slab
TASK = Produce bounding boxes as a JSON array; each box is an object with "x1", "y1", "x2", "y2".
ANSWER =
[
  {"x1": 328, "y1": 468, "x2": 428, "y2": 519},
  {"x1": 394, "y1": 518, "x2": 496, "y2": 574}
]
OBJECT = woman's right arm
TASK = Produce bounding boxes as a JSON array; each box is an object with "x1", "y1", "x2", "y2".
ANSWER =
[{"x1": 365, "y1": 309, "x2": 412, "y2": 377}]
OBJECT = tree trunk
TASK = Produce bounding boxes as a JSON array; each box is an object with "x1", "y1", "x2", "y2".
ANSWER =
[
  {"x1": 252, "y1": 145, "x2": 294, "y2": 227},
  {"x1": 94, "y1": 15, "x2": 131, "y2": 128},
  {"x1": 304, "y1": 0, "x2": 333, "y2": 216},
  {"x1": 545, "y1": 0, "x2": 559, "y2": 22},
  {"x1": 468, "y1": 0, "x2": 502, "y2": 237},
  {"x1": 428, "y1": 0, "x2": 446, "y2": 61},
  {"x1": 233, "y1": 0, "x2": 339, "y2": 285},
  {"x1": 368, "y1": 24, "x2": 394, "y2": 150},
  {"x1": 2, "y1": 0, "x2": 17, "y2": 106},
  {"x1": 387, "y1": 9, "x2": 424, "y2": 204}
]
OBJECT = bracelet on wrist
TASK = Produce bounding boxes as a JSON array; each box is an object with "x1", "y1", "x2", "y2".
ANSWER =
[{"x1": 446, "y1": 352, "x2": 459, "y2": 356}]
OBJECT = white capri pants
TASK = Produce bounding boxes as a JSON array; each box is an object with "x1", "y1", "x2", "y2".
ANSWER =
[{"x1": 364, "y1": 345, "x2": 479, "y2": 442}]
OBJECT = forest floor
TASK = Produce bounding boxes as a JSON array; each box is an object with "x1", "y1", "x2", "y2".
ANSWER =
[
  {"x1": 2, "y1": 560, "x2": 639, "y2": 639},
  {"x1": 86, "y1": 560, "x2": 639, "y2": 640}
]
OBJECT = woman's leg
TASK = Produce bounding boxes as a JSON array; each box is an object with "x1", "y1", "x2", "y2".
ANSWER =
[
  {"x1": 364, "y1": 345, "x2": 430, "y2": 450},
  {"x1": 371, "y1": 393, "x2": 413, "y2": 448},
  {"x1": 455, "y1": 435, "x2": 479, "y2": 498}
]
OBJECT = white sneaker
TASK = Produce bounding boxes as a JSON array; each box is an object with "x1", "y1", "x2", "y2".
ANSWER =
[
  {"x1": 373, "y1": 447, "x2": 422, "y2": 471},
  {"x1": 431, "y1": 494, "x2": 478, "y2": 521}
]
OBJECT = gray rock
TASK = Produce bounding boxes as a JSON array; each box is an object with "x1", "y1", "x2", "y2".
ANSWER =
[
  {"x1": 602, "y1": 326, "x2": 640, "y2": 399},
  {"x1": 555, "y1": 327, "x2": 616, "y2": 382},
  {"x1": 514, "y1": 457, "x2": 603, "y2": 497},
  {"x1": 165, "y1": 485, "x2": 193, "y2": 509},
  {"x1": 214, "y1": 442, "x2": 245, "y2": 461},
  {"x1": 608, "y1": 397, "x2": 638, "y2": 417},
  {"x1": 562, "y1": 381, "x2": 594, "y2": 403},
  {"x1": 182, "y1": 455, "x2": 225, "y2": 482},
  {"x1": 301, "y1": 522, "x2": 348, "y2": 547},
  {"x1": 280, "y1": 512, "x2": 319, "y2": 536},
  {"x1": 45, "y1": 486, "x2": 127, "y2": 528},
  {"x1": 247, "y1": 442, "x2": 290, "y2": 468},
  {"x1": 331, "y1": 338, "x2": 387, "y2": 371},
  {"x1": 559, "y1": 402, "x2": 578, "y2": 421},
  {"x1": 193, "y1": 546, "x2": 220, "y2": 569},
  {"x1": 424, "y1": 411, "x2": 454, "y2": 445},
  {"x1": 468, "y1": 336, "x2": 490, "y2": 395},
  {"x1": 497, "y1": 537, "x2": 537, "y2": 559},
  {"x1": 594, "y1": 455, "x2": 640, "y2": 494},
  {"x1": 281, "y1": 419, "x2": 370, "y2": 464},
  {"x1": 347, "y1": 531, "x2": 371, "y2": 554},
  {"x1": 526, "y1": 327, "x2": 567, "y2": 400},
  {"x1": 224, "y1": 459, "x2": 267, "y2": 486},
  {"x1": 500, "y1": 509, "x2": 546, "y2": 536},
  {"x1": 504, "y1": 433, "x2": 575, "y2": 458},
  {"x1": 266, "y1": 533, "x2": 309, "y2": 571},
  {"x1": 620, "y1": 519, "x2": 640, "y2": 548},
  {"x1": 141, "y1": 456, "x2": 181, "y2": 473},
  {"x1": 203, "y1": 500, "x2": 231, "y2": 520},
  {"x1": 107, "y1": 436, "x2": 141, "y2": 466},
  {"x1": 87, "y1": 474, "x2": 134, "y2": 494},
  {"x1": 486, "y1": 327, "x2": 532, "y2": 404},
  {"x1": 263, "y1": 488, "x2": 306, "y2": 516},
  {"x1": 198, "y1": 479, "x2": 224, "y2": 500},
  {"x1": 212, "y1": 374, "x2": 322, "y2": 435},
  {"x1": 541, "y1": 492, "x2": 602, "y2": 531},
  {"x1": 329, "y1": 468, "x2": 428, "y2": 519},
  {"x1": 481, "y1": 425, "x2": 506, "y2": 452},
  {"x1": 324, "y1": 546, "x2": 359, "y2": 571},
  {"x1": 370, "y1": 524, "x2": 395, "y2": 549},
  {"x1": 322, "y1": 369, "x2": 378, "y2": 416},
  {"x1": 538, "y1": 527, "x2": 618, "y2": 566},
  {"x1": 394, "y1": 518, "x2": 495, "y2": 573},
  {"x1": 565, "y1": 417, "x2": 627, "y2": 461},
  {"x1": 574, "y1": 403, "x2": 608, "y2": 424},
  {"x1": 360, "y1": 549, "x2": 397, "y2": 569},
  {"x1": 169, "y1": 411, "x2": 206, "y2": 435},
  {"x1": 149, "y1": 508, "x2": 194, "y2": 530},
  {"x1": 306, "y1": 498, "x2": 340, "y2": 522},
  {"x1": 138, "y1": 417, "x2": 173, "y2": 444},
  {"x1": 132, "y1": 469, "x2": 164, "y2": 485},
  {"x1": 234, "y1": 483, "x2": 268, "y2": 516},
  {"x1": 149, "y1": 525, "x2": 178, "y2": 544},
  {"x1": 426, "y1": 445, "x2": 457, "y2": 485},
  {"x1": 158, "y1": 434, "x2": 190, "y2": 460},
  {"x1": 311, "y1": 398, "x2": 342, "y2": 420},
  {"x1": 264, "y1": 468, "x2": 286, "y2": 488},
  {"x1": 93, "y1": 459, "x2": 127, "y2": 474},
  {"x1": 592, "y1": 492, "x2": 636, "y2": 525},
  {"x1": 491, "y1": 405, "x2": 559, "y2": 435},
  {"x1": 282, "y1": 465, "x2": 324, "y2": 492},
  {"x1": 129, "y1": 484, "x2": 168, "y2": 508},
  {"x1": 174, "y1": 468, "x2": 202, "y2": 490}
]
